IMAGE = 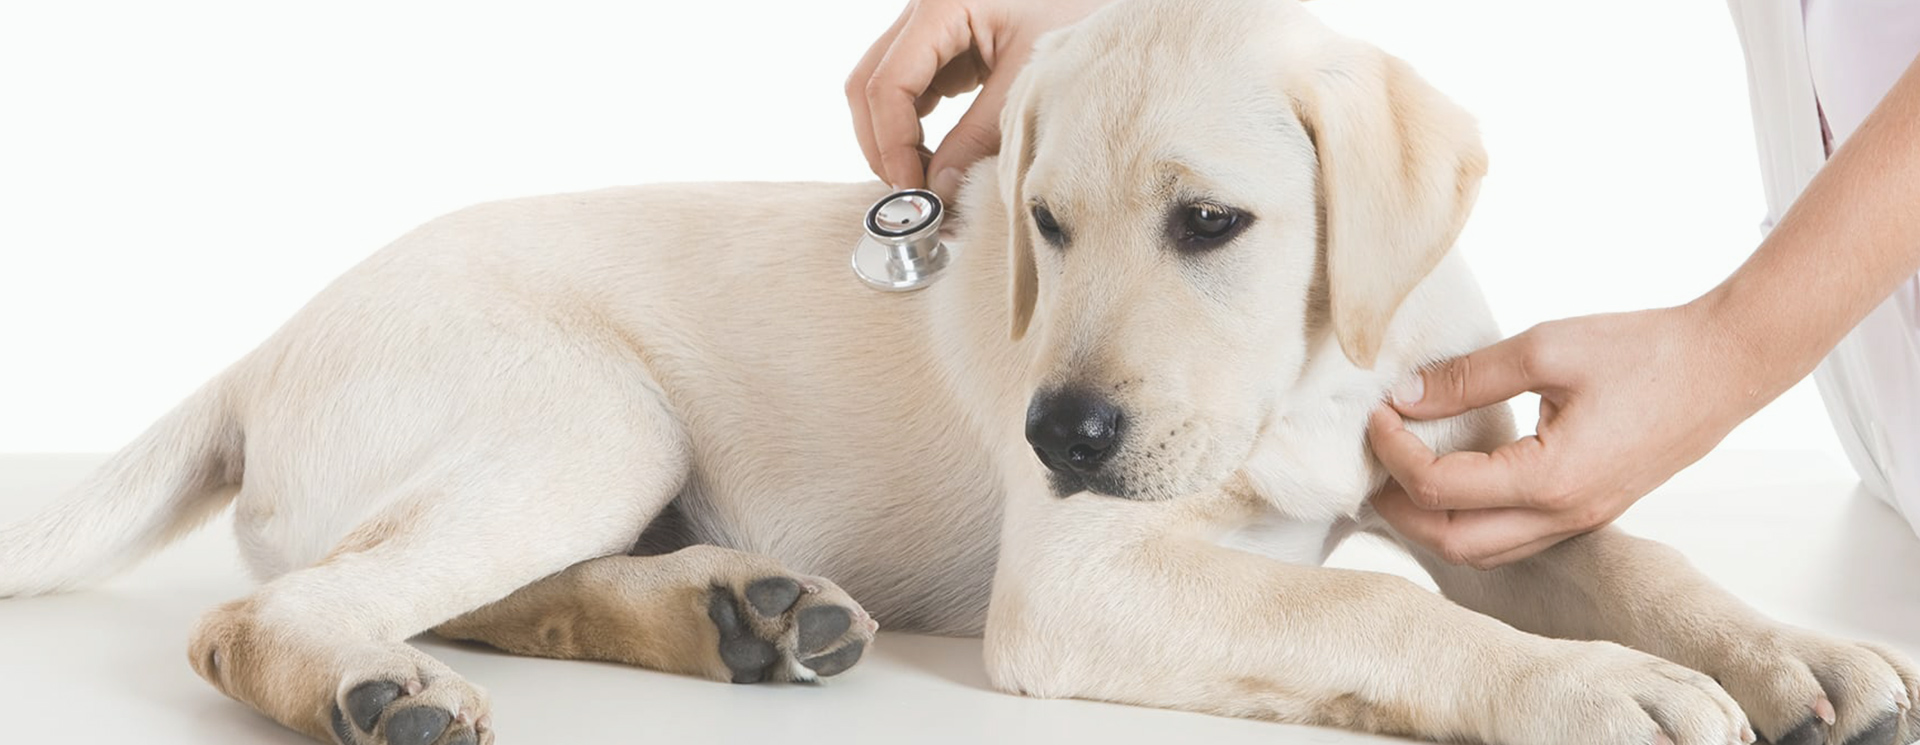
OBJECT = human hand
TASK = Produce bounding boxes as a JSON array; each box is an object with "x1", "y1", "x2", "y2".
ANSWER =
[
  {"x1": 1366, "y1": 304, "x2": 1770, "y2": 569},
  {"x1": 846, "y1": 0, "x2": 1114, "y2": 198}
]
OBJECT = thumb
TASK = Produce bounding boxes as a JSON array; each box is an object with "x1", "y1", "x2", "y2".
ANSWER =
[
  {"x1": 1390, "y1": 333, "x2": 1541, "y2": 421},
  {"x1": 926, "y1": 71, "x2": 1012, "y2": 200}
]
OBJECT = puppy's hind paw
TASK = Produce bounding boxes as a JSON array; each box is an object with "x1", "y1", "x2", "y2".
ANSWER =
[{"x1": 327, "y1": 660, "x2": 491, "y2": 745}]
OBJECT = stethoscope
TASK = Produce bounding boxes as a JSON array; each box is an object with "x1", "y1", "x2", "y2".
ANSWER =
[{"x1": 852, "y1": 188, "x2": 951, "y2": 292}]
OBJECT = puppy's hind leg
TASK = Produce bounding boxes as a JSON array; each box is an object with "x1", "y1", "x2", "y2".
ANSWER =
[
  {"x1": 190, "y1": 403, "x2": 690, "y2": 745},
  {"x1": 436, "y1": 545, "x2": 878, "y2": 684}
]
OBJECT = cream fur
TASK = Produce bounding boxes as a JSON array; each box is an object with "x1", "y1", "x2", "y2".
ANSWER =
[{"x1": 1, "y1": 1, "x2": 1916, "y2": 744}]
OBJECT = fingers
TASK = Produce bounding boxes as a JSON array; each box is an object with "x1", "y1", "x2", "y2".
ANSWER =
[
  {"x1": 1474, "y1": 531, "x2": 1576, "y2": 569},
  {"x1": 1371, "y1": 482, "x2": 1570, "y2": 569},
  {"x1": 1368, "y1": 407, "x2": 1550, "y2": 510},
  {"x1": 925, "y1": 56, "x2": 1018, "y2": 199},
  {"x1": 862, "y1": 5, "x2": 976, "y2": 189},
  {"x1": 1392, "y1": 331, "x2": 1556, "y2": 421},
  {"x1": 847, "y1": 8, "x2": 915, "y2": 180}
]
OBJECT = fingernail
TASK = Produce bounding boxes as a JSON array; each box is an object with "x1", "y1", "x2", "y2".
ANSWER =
[
  {"x1": 1390, "y1": 374, "x2": 1424, "y2": 406},
  {"x1": 930, "y1": 167, "x2": 961, "y2": 198}
]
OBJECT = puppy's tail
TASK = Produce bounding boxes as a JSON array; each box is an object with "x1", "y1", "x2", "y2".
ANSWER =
[{"x1": 0, "y1": 377, "x2": 242, "y2": 597}]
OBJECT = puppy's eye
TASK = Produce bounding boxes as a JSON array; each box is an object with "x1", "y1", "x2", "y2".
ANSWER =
[
  {"x1": 1031, "y1": 204, "x2": 1065, "y2": 244},
  {"x1": 1172, "y1": 203, "x2": 1248, "y2": 249},
  {"x1": 1187, "y1": 205, "x2": 1237, "y2": 239}
]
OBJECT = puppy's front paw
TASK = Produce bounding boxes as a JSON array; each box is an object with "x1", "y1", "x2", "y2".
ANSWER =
[
  {"x1": 706, "y1": 573, "x2": 876, "y2": 684},
  {"x1": 1502, "y1": 641, "x2": 1751, "y2": 745},
  {"x1": 1703, "y1": 627, "x2": 1917, "y2": 745}
]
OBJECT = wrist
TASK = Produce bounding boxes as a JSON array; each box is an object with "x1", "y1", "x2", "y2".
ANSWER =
[{"x1": 1682, "y1": 287, "x2": 1800, "y2": 419}]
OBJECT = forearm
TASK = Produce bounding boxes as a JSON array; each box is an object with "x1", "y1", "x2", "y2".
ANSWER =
[{"x1": 1698, "y1": 55, "x2": 1920, "y2": 405}]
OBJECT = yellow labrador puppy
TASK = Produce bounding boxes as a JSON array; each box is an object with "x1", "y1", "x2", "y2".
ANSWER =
[{"x1": 2, "y1": 1, "x2": 1916, "y2": 744}]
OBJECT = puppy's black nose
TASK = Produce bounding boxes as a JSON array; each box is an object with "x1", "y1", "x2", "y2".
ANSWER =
[{"x1": 1025, "y1": 390, "x2": 1125, "y2": 474}]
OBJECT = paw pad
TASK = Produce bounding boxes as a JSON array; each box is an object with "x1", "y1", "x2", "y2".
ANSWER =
[
  {"x1": 329, "y1": 677, "x2": 480, "y2": 745},
  {"x1": 707, "y1": 576, "x2": 870, "y2": 684},
  {"x1": 801, "y1": 639, "x2": 866, "y2": 677},
  {"x1": 796, "y1": 605, "x2": 851, "y2": 655},
  {"x1": 383, "y1": 706, "x2": 451, "y2": 745},
  {"x1": 709, "y1": 588, "x2": 779, "y2": 684},
  {"x1": 346, "y1": 681, "x2": 401, "y2": 732},
  {"x1": 1841, "y1": 712, "x2": 1900, "y2": 745},
  {"x1": 1772, "y1": 717, "x2": 1826, "y2": 745},
  {"x1": 745, "y1": 577, "x2": 802, "y2": 617}
]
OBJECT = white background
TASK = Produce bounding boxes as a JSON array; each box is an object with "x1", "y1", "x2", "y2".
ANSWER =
[{"x1": 0, "y1": 0, "x2": 1838, "y2": 456}]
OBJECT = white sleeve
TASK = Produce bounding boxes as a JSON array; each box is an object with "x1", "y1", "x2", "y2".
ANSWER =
[{"x1": 1724, "y1": 0, "x2": 1827, "y2": 235}]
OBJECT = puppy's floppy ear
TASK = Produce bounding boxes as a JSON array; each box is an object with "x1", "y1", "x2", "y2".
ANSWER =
[
  {"x1": 1288, "y1": 42, "x2": 1487, "y2": 368},
  {"x1": 1000, "y1": 67, "x2": 1043, "y2": 341}
]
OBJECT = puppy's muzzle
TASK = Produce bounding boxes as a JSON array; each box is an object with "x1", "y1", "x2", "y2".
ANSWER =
[{"x1": 1025, "y1": 389, "x2": 1126, "y2": 477}]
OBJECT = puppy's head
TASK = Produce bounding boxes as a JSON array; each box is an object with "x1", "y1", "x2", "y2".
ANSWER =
[{"x1": 1001, "y1": 0, "x2": 1486, "y2": 500}]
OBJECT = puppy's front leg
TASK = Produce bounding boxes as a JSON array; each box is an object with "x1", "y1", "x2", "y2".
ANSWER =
[
  {"x1": 1404, "y1": 526, "x2": 1920, "y2": 745},
  {"x1": 987, "y1": 490, "x2": 1749, "y2": 744},
  {"x1": 435, "y1": 545, "x2": 876, "y2": 684}
]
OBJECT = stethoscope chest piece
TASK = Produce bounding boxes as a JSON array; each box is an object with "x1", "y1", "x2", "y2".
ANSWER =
[{"x1": 853, "y1": 188, "x2": 950, "y2": 292}]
